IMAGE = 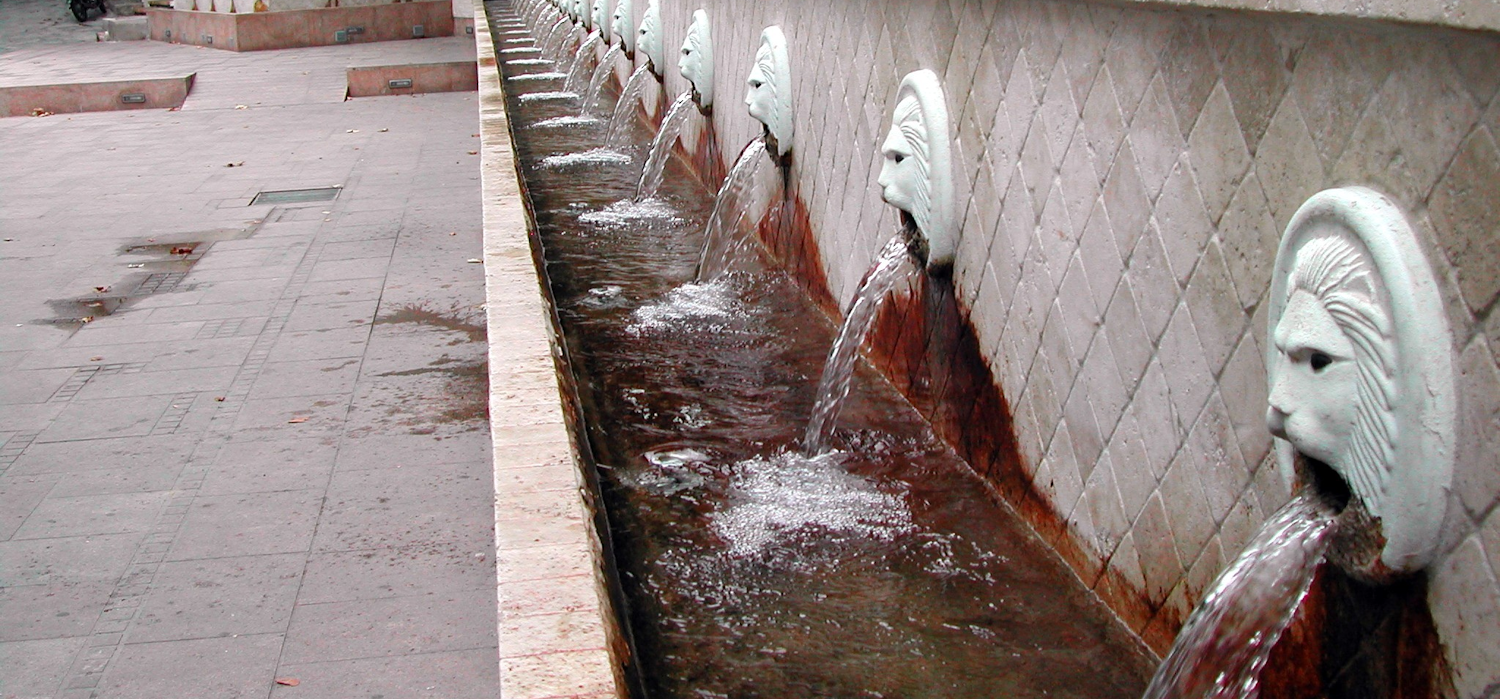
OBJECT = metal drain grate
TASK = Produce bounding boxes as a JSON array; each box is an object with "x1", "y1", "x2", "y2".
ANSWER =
[
  {"x1": 137, "y1": 272, "x2": 187, "y2": 294},
  {"x1": 250, "y1": 186, "x2": 341, "y2": 206}
]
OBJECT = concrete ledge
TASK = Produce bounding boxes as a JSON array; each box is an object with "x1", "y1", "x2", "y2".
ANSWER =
[
  {"x1": 1124, "y1": 0, "x2": 1500, "y2": 33},
  {"x1": 147, "y1": 1, "x2": 454, "y2": 51},
  {"x1": 475, "y1": 3, "x2": 627, "y2": 698},
  {"x1": 347, "y1": 60, "x2": 477, "y2": 97},
  {"x1": 102, "y1": 16, "x2": 150, "y2": 41},
  {"x1": 0, "y1": 73, "x2": 194, "y2": 118}
]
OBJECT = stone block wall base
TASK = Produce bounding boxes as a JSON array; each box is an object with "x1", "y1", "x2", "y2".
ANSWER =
[
  {"x1": 146, "y1": 1, "x2": 453, "y2": 51},
  {"x1": 346, "y1": 60, "x2": 477, "y2": 97},
  {"x1": 0, "y1": 74, "x2": 194, "y2": 118}
]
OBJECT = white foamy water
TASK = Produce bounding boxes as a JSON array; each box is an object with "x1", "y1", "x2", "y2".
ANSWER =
[
  {"x1": 627, "y1": 279, "x2": 739, "y2": 335},
  {"x1": 712, "y1": 451, "x2": 913, "y2": 558},
  {"x1": 510, "y1": 72, "x2": 567, "y2": 82},
  {"x1": 531, "y1": 115, "x2": 602, "y2": 129},
  {"x1": 500, "y1": 47, "x2": 540, "y2": 54},
  {"x1": 577, "y1": 197, "x2": 680, "y2": 228},
  {"x1": 519, "y1": 91, "x2": 577, "y2": 103},
  {"x1": 505, "y1": 58, "x2": 553, "y2": 66},
  {"x1": 539, "y1": 148, "x2": 632, "y2": 169}
]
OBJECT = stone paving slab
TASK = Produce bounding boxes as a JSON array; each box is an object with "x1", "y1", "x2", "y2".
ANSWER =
[{"x1": 0, "y1": 24, "x2": 498, "y2": 699}]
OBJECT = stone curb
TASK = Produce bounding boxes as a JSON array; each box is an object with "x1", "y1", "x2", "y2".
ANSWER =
[{"x1": 474, "y1": 3, "x2": 627, "y2": 698}]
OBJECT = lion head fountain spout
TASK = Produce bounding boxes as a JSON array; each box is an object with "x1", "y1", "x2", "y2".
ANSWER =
[
  {"x1": 679, "y1": 9, "x2": 714, "y2": 112},
  {"x1": 877, "y1": 69, "x2": 956, "y2": 273},
  {"x1": 611, "y1": 0, "x2": 634, "y2": 57},
  {"x1": 1265, "y1": 186, "x2": 1456, "y2": 583},
  {"x1": 589, "y1": 0, "x2": 607, "y2": 37},
  {"x1": 744, "y1": 26, "x2": 792, "y2": 161},
  {"x1": 637, "y1": 0, "x2": 664, "y2": 77}
]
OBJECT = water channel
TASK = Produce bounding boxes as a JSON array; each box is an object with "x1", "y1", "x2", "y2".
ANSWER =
[{"x1": 488, "y1": 3, "x2": 1157, "y2": 696}]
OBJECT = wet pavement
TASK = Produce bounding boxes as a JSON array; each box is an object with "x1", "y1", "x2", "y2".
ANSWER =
[{"x1": 0, "y1": 33, "x2": 499, "y2": 699}]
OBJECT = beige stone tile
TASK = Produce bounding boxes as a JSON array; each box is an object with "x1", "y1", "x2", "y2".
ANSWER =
[
  {"x1": 1187, "y1": 82, "x2": 1252, "y2": 224},
  {"x1": 1154, "y1": 155, "x2": 1212, "y2": 287},
  {"x1": 1455, "y1": 341, "x2": 1500, "y2": 517},
  {"x1": 1429, "y1": 535, "x2": 1500, "y2": 698},
  {"x1": 500, "y1": 648, "x2": 615, "y2": 699},
  {"x1": 1216, "y1": 171, "x2": 1278, "y2": 314}
]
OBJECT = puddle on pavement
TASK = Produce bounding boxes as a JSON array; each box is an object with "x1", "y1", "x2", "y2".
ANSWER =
[{"x1": 36, "y1": 226, "x2": 258, "y2": 330}]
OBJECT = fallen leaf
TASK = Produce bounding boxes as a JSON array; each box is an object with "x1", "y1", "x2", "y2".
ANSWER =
[
  {"x1": 31, "y1": 108, "x2": 53, "y2": 117},
  {"x1": 94, "y1": 286, "x2": 109, "y2": 293},
  {"x1": 90, "y1": 356, "x2": 104, "y2": 361},
  {"x1": 346, "y1": 129, "x2": 359, "y2": 133},
  {"x1": 275, "y1": 677, "x2": 300, "y2": 687},
  {"x1": 448, "y1": 232, "x2": 456, "y2": 236},
  {"x1": 234, "y1": 104, "x2": 248, "y2": 109},
  {"x1": 466, "y1": 258, "x2": 482, "y2": 264},
  {"x1": 167, "y1": 106, "x2": 180, "y2": 111},
  {"x1": 170, "y1": 246, "x2": 194, "y2": 255},
  {"x1": 287, "y1": 417, "x2": 309, "y2": 424},
  {"x1": 215, "y1": 396, "x2": 226, "y2": 402},
  {"x1": 467, "y1": 151, "x2": 478, "y2": 155},
  {"x1": 80, "y1": 316, "x2": 94, "y2": 323},
  {"x1": 378, "y1": 128, "x2": 388, "y2": 133}
]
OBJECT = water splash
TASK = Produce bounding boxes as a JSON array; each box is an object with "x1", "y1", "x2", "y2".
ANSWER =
[
  {"x1": 1142, "y1": 493, "x2": 1338, "y2": 699},
  {"x1": 500, "y1": 46, "x2": 541, "y2": 54},
  {"x1": 564, "y1": 31, "x2": 603, "y2": 93},
  {"x1": 579, "y1": 197, "x2": 681, "y2": 228},
  {"x1": 510, "y1": 72, "x2": 568, "y2": 82},
  {"x1": 695, "y1": 138, "x2": 774, "y2": 282},
  {"x1": 605, "y1": 64, "x2": 654, "y2": 149},
  {"x1": 532, "y1": 115, "x2": 603, "y2": 129},
  {"x1": 519, "y1": 90, "x2": 577, "y2": 103},
  {"x1": 582, "y1": 43, "x2": 624, "y2": 116},
  {"x1": 804, "y1": 235, "x2": 918, "y2": 455},
  {"x1": 636, "y1": 91, "x2": 698, "y2": 200},
  {"x1": 506, "y1": 58, "x2": 554, "y2": 67},
  {"x1": 540, "y1": 148, "x2": 632, "y2": 169},
  {"x1": 539, "y1": 15, "x2": 569, "y2": 56},
  {"x1": 627, "y1": 277, "x2": 742, "y2": 336},
  {"x1": 711, "y1": 449, "x2": 914, "y2": 558}
]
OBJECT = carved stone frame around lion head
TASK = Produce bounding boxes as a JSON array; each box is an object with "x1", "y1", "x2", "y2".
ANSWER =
[
  {"x1": 877, "y1": 69, "x2": 956, "y2": 272},
  {"x1": 679, "y1": 9, "x2": 714, "y2": 112},
  {"x1": 744, "y1": 25, "x2": 793, "y2": 160},
  {"x1": 637, "y1": 0, "x2": 664, "y2": 77},
  {"x1": 611, "y1": 0, "x2": 634, "y2": 57},
  {"x1": 1265, "y1": 186, "x2": 1455, "y2": 582}
]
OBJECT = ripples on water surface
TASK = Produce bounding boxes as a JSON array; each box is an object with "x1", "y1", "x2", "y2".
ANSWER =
[{"x1": 490, "y1": 4, "x2": 1155, "y2": 696}]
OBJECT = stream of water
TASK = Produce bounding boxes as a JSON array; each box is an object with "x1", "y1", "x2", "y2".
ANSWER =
[
  {"x1": 804, "y1": 235, "x2": 919, "y2": 456},
  {"x1": 605, "y1": 64, "x2": 654, "y2": 149},
  {"x1": 564, "y1": 31, "x2": 604, "y2": 93},
  {"x1": 583, "y1": 43, "x2": 624, "y2": 116},
  {"x1": 695, "y1": 138, "x2": 774, "y2": 281},
  {"x1": 489, "y1": 2, "x2": 1156, "y2": 696},
  {"x1": 636, "y1": 91, "x2": 697, "y2": 199},
  {"x1": 1142, "y1": 493, "x2": 1337, "y2": 699}
]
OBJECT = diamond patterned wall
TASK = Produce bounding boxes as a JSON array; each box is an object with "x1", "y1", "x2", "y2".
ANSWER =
[{"x1": 620, "y1": 0, "x2": 1500, "y2": 688}]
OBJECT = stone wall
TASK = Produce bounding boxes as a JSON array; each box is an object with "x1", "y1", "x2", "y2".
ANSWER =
[{"x1": 600, "y1": 0, "x2": 1500, "y2": 693}]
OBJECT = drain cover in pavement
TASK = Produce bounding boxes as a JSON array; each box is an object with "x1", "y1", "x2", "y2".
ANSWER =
[{"x1": 251, "y1": 187, "x2": 341, "y2": 205}]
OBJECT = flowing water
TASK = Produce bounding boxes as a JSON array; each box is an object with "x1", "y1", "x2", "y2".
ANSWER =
[
  {"x1": 1142, "y1": 493, "x2": 1338, "y2": 699},
  {"x1": 583, "y1": 43, "x2": 624, "y2": 115},
  {"x1": 564, "y1": 31, "x2": 604, "y2": 94},
  {"x1": 540, "y1": 15, "x2": 569, "y2": 56},
  {"x1": 605, "y1": 63, "x2": 654, "y2": 149},
  {"x1": 487, "y1": 3, "x2": 1155, "y2": 696},
  {"x1": 804, "y1": 235, "x2": 919, "y2": 456},
  {"x1": 636, "y1": 91, "x2": 698, "y2": 199},
  {"x1": 694, "y1": 138, "x2": 776, "y2": 282}
]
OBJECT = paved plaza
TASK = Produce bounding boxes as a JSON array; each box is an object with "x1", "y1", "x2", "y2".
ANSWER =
[{"x1": 0, "y1": 31, "x2": 500, "y2": 699}]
